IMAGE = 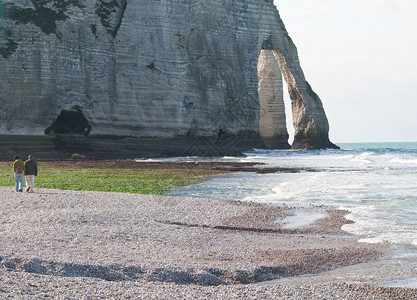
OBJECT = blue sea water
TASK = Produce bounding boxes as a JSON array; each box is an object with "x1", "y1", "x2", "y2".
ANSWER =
[{"x1": 166, "y1": 142, "x2": 417, "y2": 287}]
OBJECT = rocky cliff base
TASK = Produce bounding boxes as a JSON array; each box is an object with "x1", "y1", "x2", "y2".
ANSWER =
[{"x1": 0, "y1": 134, "x2": 268, "y2": 161}]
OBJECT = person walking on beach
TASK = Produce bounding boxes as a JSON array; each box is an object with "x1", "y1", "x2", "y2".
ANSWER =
[
  {"x1": 24, "y1": 155, "x2": 38, "y2": 193},
  {"x1": 13, "y1": 155, "x2": 25, "y2": 192}
]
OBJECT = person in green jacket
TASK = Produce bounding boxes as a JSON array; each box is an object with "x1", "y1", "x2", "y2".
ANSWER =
[{"x1": 13, "y1": 155, "x2": 25, "y2": 192}]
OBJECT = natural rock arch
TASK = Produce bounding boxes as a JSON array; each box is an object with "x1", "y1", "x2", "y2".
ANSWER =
[
  {"x1": 272, "y1": 45, "x2": 337, "y2": 149},
  {"x1": 257, "y1": 47, "x2": 338, "y2": 150}
]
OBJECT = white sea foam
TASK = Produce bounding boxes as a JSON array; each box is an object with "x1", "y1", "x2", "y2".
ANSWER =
[
  {"x1": 350, "y1": 152, "x2": 375, "y2": 164},
  {"x1": 390, "y1": 157, "x2": 417, "y2": 165},
  {"x1": 170, "y1": 143, "x2": 417, "y2": 248}
]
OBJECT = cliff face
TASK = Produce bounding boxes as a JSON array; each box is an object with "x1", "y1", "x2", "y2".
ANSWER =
[{"x1": 0, "y1": 0, "x2": 337, "y2": 155}]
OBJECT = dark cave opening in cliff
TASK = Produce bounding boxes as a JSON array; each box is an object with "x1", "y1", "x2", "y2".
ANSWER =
[{"x1": 44, "y1": 108, "x2": 92, "y2": 136}]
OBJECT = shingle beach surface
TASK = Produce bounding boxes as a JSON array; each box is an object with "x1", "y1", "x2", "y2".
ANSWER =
[{"x1": 0, "y1": 187, "x2": 415, "y2": 299}]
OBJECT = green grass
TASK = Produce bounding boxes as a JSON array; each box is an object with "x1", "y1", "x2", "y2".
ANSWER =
[{"x1": 0, "y1": 164, "x2": 201, "y2": 194}]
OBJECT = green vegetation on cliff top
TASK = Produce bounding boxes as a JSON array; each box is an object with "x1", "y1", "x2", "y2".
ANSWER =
[
  {"x1": 1, "y1": 0, "x2": 84, "y2": 58},
  {"x1": 14, "y1": 0, "x2": 84, "y2": 35}
]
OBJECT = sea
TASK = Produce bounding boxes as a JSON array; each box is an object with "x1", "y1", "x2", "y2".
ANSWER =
[{"x1": 163, "y1": 142, "x2": 417, "y2": 288}]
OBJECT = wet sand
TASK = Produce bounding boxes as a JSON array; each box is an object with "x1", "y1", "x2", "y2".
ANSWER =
[{"x1": 1, "y1": 186, "x2": 415, "y2": 298}]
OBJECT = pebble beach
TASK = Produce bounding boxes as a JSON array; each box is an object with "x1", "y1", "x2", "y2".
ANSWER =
[{"x1": 0, "y1": 187, "x2": 416, "y2": 299}]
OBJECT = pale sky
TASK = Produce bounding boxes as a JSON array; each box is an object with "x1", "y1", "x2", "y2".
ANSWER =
[{"x1": 274, "y1": 0, "x2": 417, "y2": 143}]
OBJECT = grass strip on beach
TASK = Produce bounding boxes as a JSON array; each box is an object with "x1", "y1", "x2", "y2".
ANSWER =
[{"x1": 0, "y1": 161, "x2": 217, "y2": 194}]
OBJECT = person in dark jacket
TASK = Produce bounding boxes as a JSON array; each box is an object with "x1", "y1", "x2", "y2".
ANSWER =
[{"x1": 24, "y1": 155, "x2": 38, "y2": 193}]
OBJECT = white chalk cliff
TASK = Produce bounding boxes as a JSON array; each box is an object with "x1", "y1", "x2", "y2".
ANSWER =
[{"x1": 0, "y1": 0, "x2": 338, "y2": 155}]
